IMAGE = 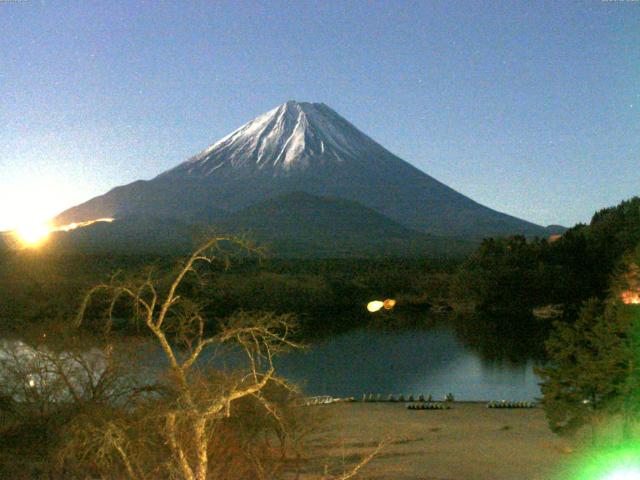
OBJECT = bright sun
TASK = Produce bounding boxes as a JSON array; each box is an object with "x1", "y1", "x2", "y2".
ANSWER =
[{"x1": 15, "y1": 221, "x2": 51, "y2": 247}]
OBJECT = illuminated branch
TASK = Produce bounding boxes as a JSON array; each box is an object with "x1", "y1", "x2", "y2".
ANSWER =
[{"x1": 69, "y1": 236, "x2": 380, "y2": 480}]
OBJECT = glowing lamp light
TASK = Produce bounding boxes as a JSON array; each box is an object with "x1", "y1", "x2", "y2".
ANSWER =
[
  {"x1": 621, "y1": 291, "x2": 640, "y2": 305},
  {"x1": 367, "y1": 301, "x2": 384, "y2": 313},
  {"x1": 383, "y1": 299, "x2": 396, "y2": 310},
  {"x1": 367, "y1": 299, "x2": 397, "y2": 313}
]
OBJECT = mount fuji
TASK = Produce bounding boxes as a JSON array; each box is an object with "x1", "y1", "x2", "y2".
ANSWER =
[{"x1": 52, "y1": 101, "x2": 555, "y2": 255}]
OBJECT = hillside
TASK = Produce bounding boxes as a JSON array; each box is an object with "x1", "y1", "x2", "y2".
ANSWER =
[{"x1": 6, "y1": 193, "x2": 477, "y2": 257}]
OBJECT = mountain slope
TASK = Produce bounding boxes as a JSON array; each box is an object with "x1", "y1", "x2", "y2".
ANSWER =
[
  {"x1": 38, "y1": 193, "x2": 476, "y2": 257},
  {"x1": 55, "y1": 101, "x2": 548, "y2": 239},
  {"x1": 218, "y1": 192, "x2": 477, "y2": 257}
]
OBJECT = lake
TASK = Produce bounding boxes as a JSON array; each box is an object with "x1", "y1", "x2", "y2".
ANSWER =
[
  {"x1": 274, "y1": 327, "x2": 541, "y2": 401},
  {"x1": 0, "y1": 325, "x2": 543, "y2": 403}
]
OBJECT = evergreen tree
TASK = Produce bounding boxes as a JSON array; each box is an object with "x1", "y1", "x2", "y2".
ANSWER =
[
  {"x1": 537, "y1": 243, "x2": 640, "y2": 439},
  {"x1": 536, "y1": 298, "x2": 634, "y2": 437}
]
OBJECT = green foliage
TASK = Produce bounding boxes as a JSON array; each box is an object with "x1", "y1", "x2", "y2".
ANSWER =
[
  {"x1": 537, "y1": 237, "x2": 640, "y2": 439},
  {"x1": 0, "y1": 251, "x2": 171, "y2": 330},
  {"x1": 453, "y1": 236, "x2": 553, "y2": 314},
  {"x1": 455, "y1": 197, "x2": 640, "y2": 318},
  {"x1": 536, "y1": 298, "x2": 634, "y2": 436},
  {"x1": 0, "y1": 239, "x2": 316, "y2": 479},
  {"x1": 0, "y1": 253, "x2": 459, "y2": 338}
]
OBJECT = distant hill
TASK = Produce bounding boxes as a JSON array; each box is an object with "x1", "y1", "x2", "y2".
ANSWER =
[
  {"x1": 46, "y1": 216, "x2": 195, "y2": 255},
  {"x1": 217, "y1": 192, "x2": 477, "y2": 257},
  {"x1": 17, "y1": 192, "x2": 477, "y2": 258}
]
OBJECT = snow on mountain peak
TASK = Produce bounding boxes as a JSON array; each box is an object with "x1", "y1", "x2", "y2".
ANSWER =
[{"x1": 161, "y1": 101, "x2": 388, "y2": 178}]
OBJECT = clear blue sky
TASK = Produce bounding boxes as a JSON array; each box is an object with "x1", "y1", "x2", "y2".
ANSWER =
[{"x1": 1, "y1": 0, "x2": 638, "y2": 230}]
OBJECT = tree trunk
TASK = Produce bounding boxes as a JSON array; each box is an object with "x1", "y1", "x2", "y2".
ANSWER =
[{"x1": 194, "y1": 416, "x2": 209, "y2": 480}]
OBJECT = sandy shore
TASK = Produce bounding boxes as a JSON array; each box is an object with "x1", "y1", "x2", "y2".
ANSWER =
[{"x1": 296, "y1": 402, "x2": 572, "y2": 480}]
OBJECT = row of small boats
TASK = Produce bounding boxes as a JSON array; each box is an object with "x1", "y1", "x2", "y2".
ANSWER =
[
  {"x1": 361, "y1": 393, "x2": 450, "y2": 403},
  {"x1": 407, "y1": 400, "x2": 537, "y2": 410},
  {"x1": 486, "y1": 400, "x2": 536, "y2": 409},
  {"x1": 299, "y1": 396, "x2": 536, "y2": 408},
  {"x1": 406, "y1": 402, "x2": 450, "y2": 410}
]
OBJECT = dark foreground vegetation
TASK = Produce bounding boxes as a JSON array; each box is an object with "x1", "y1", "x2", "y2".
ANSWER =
[
  {"x1": 450, "y1": 197, "x2": 640, "y2": 441},
  {"x1": 0, "y1": 239, "x2": 384, "y2": 479},
  {"x1": 450, "y1": 197, "x2": 640, "y2": 363},
  {"x1": 454, "y1": 197, "x2": 640, "y2": 319},
  {"x1": 0, "y1": 249, "x2": 459, "y2": 339},
  {"x1": 1, "y1": 197, "x2": 640, "y2": 477},
  {"x1": 4, "y1": 198, "x2": 640, "y2": 348},
  {"x1": 2, "y1": 198, "x2": 640, "y2": 365}
]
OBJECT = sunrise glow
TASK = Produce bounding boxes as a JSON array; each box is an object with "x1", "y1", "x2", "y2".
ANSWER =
[
  {"x1": 9, "y1": 217, "x2": 115, "y2": 249},
  {"x1": 15, "y1": 221, "x2": 51, "y2": 247}
]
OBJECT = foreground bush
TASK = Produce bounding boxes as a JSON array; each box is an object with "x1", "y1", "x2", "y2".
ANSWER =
[{"x1": 0, "y1": 238, "x2": 376, "y2": 479}]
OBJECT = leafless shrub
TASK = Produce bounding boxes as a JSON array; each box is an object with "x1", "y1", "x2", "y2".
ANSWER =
[
  {"x1": 67, "y1": 237, "x2": 322, "y2": 480},
  {"x1": 2, "y1": 237, "x2": 382, "y2": 479}
]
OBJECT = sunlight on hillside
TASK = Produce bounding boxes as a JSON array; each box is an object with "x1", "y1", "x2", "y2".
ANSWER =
[{"x1": 56, "y1": 218, "x2": 114, "y2": 232}]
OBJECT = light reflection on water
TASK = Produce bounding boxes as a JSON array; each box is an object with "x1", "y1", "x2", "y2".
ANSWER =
[{"x1": 274, "y1": 328, "x2": 541, "y2": 401}]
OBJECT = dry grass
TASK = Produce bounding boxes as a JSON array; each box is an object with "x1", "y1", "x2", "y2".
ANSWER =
[{"x1": 293, "y1": 402, "x2": 572, "y2": 480}]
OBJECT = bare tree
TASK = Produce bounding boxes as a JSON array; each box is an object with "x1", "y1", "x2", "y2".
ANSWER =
[
  {"x1": 69, "y1": 237, "x2": 307, "y2": 479},
  {"x1": 0, "y1": 238, "x2": 384, "y2": 479},
  {"x1": 44, "y1": 236, "x2": 384, "y2": 480},
  {"x1": 0, "y1": 324, "x2": 154, "y2": 478}
]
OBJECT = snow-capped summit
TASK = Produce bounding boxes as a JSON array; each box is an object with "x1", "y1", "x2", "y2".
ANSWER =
[
  {"x1": 55, "y1": 101, "x2": 550, "y2": 240},
  {"x1": 161, "y1": 101, "x2": 390, "y2": 178}
]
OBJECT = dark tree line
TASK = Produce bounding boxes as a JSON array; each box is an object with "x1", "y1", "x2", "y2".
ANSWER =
[
  {"x1": 453, "y1": 197, "x2": 640, "y2": 319},
  {"x1": 0, "y1": 250, "x2": 458, "y2": 339},
  {"x1": 537, "y1": 244, "x2": 640, "y2": 441}
]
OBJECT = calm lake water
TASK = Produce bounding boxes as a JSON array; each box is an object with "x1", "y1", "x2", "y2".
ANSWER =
[
  {"x1": 274, "y1": 328, "x2": 541, "y2": 401},
  {"x1": 1, "y1": 326, "x2": 542, "y2": 402}
]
